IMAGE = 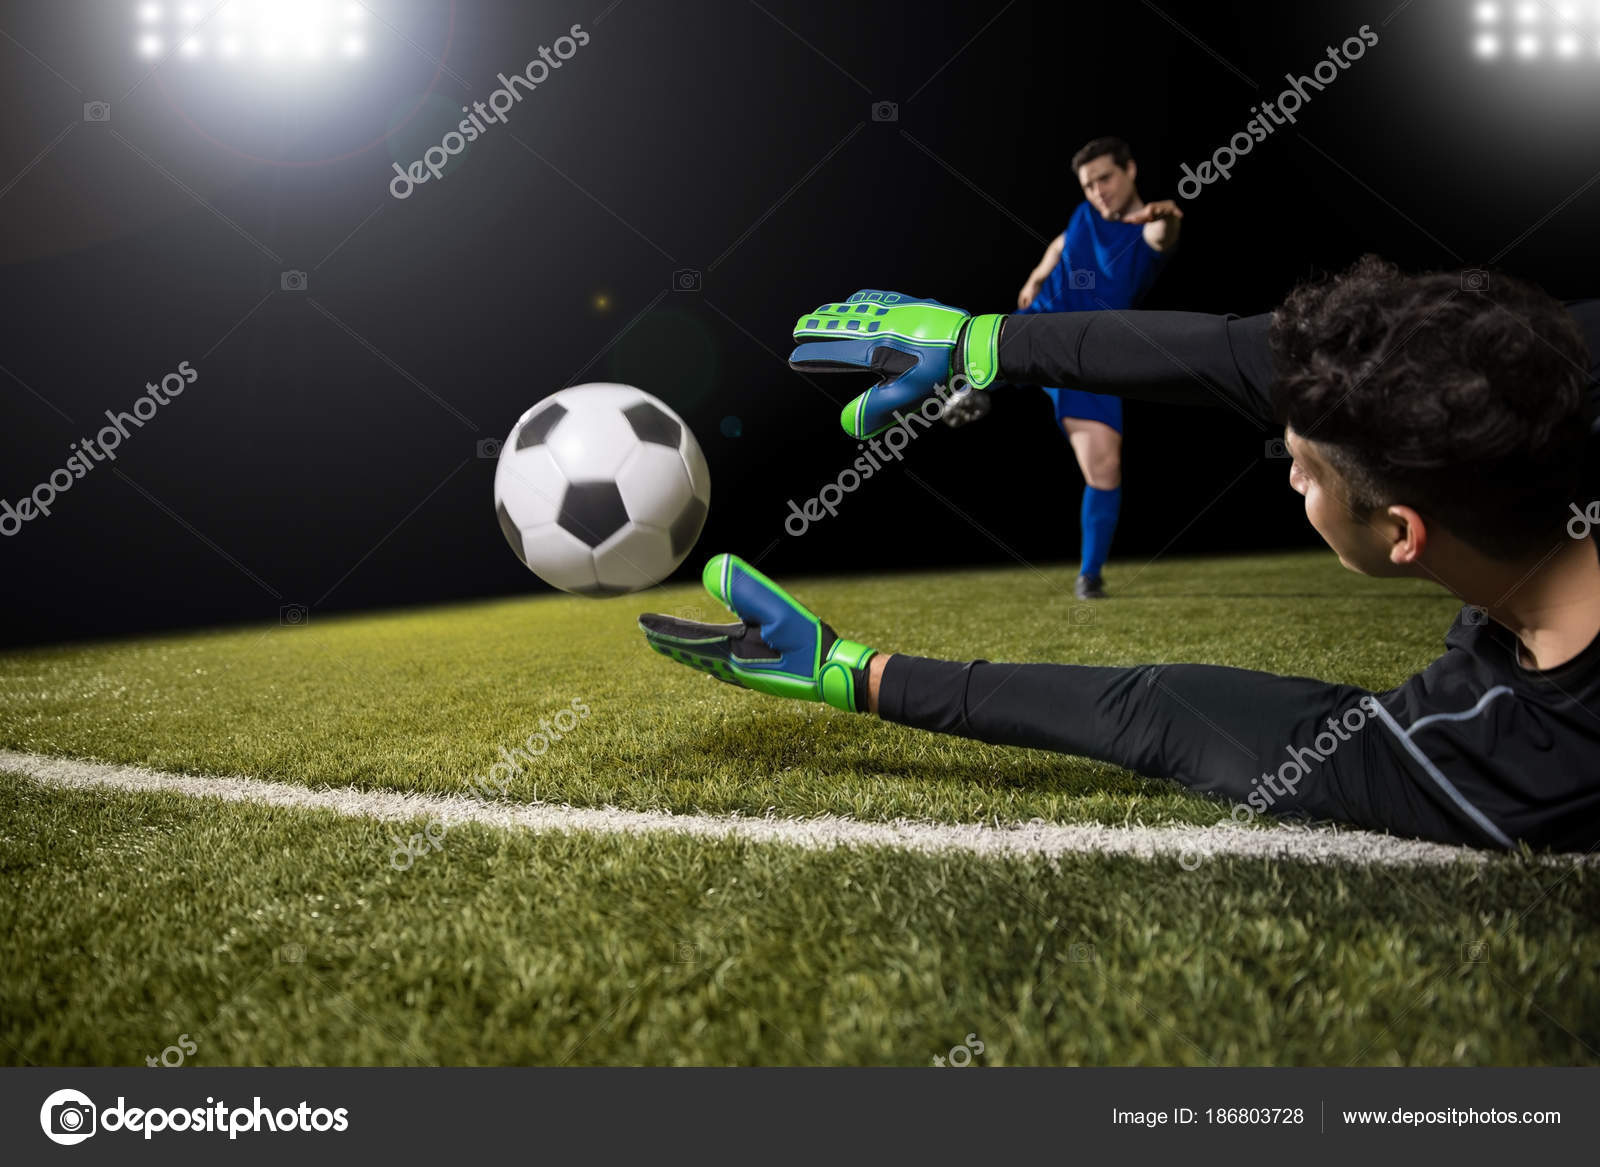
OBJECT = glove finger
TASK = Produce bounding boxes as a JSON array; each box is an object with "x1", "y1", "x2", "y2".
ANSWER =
[
  {"x1": 637, "y1": 614, "x2": 748, "y2": 685},
  {"x1": 637, "y1": 613, "x2": 744, "y2": 643},
  {"x1": 793, "y1": 302, "x2": 897, "y2": 343},
  {"x1": 785, "y1": 338, "x2": 881, "y2": 372},
  {"x1": 840, "y1": 372, "x2": 943, "y2": 440},
  {"x1": 794, "y1": 292, "x2": 957, "y2": 342},
  {"x1": 788, "y1": 340, "x2": 920, "y2": 382},
  {"x1": 808, "y1": 289, "x2": 952, "y2": 319},
  {"x1": 701, "y1": 554, "x2": 818, "y2": 672}
]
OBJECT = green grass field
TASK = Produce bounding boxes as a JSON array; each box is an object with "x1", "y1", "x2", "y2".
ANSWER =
[{"x1": 2, "y1": 551, "x2": 1595, "y2": 1065}]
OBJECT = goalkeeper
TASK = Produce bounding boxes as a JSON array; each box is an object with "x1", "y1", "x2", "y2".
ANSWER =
[{"x1": 640, "y1": 261, "x2": 1600, "y2": 852}]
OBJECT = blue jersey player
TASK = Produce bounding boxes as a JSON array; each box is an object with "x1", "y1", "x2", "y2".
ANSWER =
[{"x1": 1014, "y1": 137, "x2": 1183, "y2": 599}]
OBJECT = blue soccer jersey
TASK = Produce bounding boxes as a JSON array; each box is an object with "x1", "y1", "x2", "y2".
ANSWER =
[
  {"x1": 1029, "y1": 200, "x2": 1168, "y2": 315},
  {"x1": 1023, "y1": 201, "x2": 1170, "y2": 431}
]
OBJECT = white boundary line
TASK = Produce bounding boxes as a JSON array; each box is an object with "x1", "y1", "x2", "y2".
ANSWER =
[{"x1": 3, "y1": 750, "x2": 1592, "y2": 869}]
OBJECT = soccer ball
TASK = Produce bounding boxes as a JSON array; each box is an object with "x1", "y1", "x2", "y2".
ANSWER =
[{"x1": 494, "y1": 384, "x2": 710, "y2": 596}]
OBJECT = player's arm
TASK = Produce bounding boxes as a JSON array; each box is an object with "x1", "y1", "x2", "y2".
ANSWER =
[
  {"x1": 640, "y1": 554, "x2": 1500, "y2": 847},
  {"x1": 1018, "y1": 233, "x2": 1065, "y2": 309},
  {"x1": 998, "y1": 308, "x2": 1274, "y2": 424},
  {"x1": 791, "y1": 291, "x2": 1276, "y2": 439},
  {"x1": 1119, "y1": 199, "x2": 1183, "y2": 253}
]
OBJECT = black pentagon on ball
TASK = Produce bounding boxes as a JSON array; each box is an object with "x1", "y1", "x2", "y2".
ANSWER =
[
  {"x1": 557, "y1": 480, "x2": 630, "y2": 548},
  {"x1": 496, "y1": 500, "x2": 527, "y2": 566},
  {"x1": 515, "y1": 402, "x2": 567, "y2": 449},
  {"x1": 669, "y1": 494, "x2": 708, "y2": 559},
  {"x1": 622, "y1": 400, "x2": 681, "y2": 448}
]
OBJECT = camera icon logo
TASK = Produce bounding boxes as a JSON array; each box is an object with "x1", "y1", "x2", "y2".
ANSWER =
[
  {"x1": 83, "y1": 101, "x2": 111, "y2": 123},
  {"x1": 280, "y1": 270, "x2": 308, "y2": 293},
  {"x1": 476, "y1": 437, "x2": 503, "y2": 460},
  {"x1": 871, "y1": 100, "x2": 899, "y2": 122},
  {"x1": 1462, "y1": 605, "x2": 1489, "y2": 627},
  {"x1": 671, "y1": 268, "x2": 702, "y2": 292},
  {"x1": 40, "y1": 1089, "x2": 97, "y2": 1146},
  {"x1": 1265, "y1": 438, "x2": 1291, "y2": 459},
  {"x1": 1068, "y1": 268, "x2": 1096, "y2": 291},
  {"x1": 279, "y1": 603, "x2": 309, "y2": 627},
  {"x1": 1460, "y1": 269, "x2": 1489, "y2": 293}
]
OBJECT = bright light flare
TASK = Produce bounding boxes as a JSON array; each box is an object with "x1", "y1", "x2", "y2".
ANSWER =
[{"x1": 133, "y1": 0, "x2": 371, "y2": 64}]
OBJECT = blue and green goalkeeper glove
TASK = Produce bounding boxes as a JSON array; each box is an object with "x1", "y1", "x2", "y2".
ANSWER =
[
  {"x1": 789, "y1": 290, "x2": 1004, "y2": 439},
  {"x1": 638, "y1": 553, "x2": 877, "y2": 713}
]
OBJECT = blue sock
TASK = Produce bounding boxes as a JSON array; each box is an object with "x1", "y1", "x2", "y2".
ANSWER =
[{"x1": 1079, "y1": 485, "x2": 1121, "y2": 579}]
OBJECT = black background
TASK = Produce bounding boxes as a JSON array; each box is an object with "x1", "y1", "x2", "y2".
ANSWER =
[{"x1": 3, "y1": 0, "x2": 1598, "y2": 646}]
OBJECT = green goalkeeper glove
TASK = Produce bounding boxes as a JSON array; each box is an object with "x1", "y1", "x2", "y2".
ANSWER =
[
  {"x1": 788, "y1": 290, "x2": 1004, "y2": 439},
  {"x1": 638, "y1": 553, "x2": 877, "y2": 713}
]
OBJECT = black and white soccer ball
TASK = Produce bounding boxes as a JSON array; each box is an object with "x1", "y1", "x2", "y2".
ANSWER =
[{"x1": 494, "y1": 384, "x2": 710, "y2": 596}]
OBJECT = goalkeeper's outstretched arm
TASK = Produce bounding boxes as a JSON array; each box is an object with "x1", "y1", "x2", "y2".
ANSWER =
[
  {"x1": 640, "y1": 554, "x2": 1519, "y2": 850},
  {"x1": 794, "y1": 291, "x2": 1600, "y2": 442},
  {"x1": 997, "y1": 309, "x2": 1276, "y2": 424}
]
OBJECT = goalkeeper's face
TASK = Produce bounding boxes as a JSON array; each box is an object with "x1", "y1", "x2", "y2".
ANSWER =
[{"x1": 1284, "y1": 428, "x2": 1403, "y2": 578}]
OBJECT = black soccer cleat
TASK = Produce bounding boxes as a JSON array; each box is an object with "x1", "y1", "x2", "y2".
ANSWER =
[{"x1": 1075, "y1": 573, "x2": 1107, "y2": 600}]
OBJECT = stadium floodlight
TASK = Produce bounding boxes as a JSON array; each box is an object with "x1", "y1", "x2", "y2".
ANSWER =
[
  {"x1": 1470, "y1": 0, "x2": 1600, "y2": 62},
  {"x1": 133, "y1": 0, "x2": 370, "y2": 64}
]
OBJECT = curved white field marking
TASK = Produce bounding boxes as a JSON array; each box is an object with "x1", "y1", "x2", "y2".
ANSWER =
[{"x1": 3, "y1": 750, "x2": 1594, "y2": 869}]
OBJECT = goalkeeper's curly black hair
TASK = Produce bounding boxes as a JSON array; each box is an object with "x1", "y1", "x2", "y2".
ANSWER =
[{"x1": 1269, "y1": 255, "x2": 1593, "y2": 561}]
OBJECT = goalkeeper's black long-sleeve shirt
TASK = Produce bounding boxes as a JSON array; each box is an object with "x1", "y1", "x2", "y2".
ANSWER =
[
  {"x1": 995, "y1": 300, "x2": 1600, "y2": 432},
  {"x1": 877, "y1": 302, "x2": 1600, "y2": 852}
]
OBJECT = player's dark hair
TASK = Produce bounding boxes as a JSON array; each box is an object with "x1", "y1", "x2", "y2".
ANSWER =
[
  {"x1": 1270, "y1": 255, "x2": 1591, "y2": 560},
  {"x1": 1071, "y1": 136, "x2": 1132, "y2": 172}
]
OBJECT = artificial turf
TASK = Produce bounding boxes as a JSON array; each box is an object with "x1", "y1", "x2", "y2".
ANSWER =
[
  {"x1": 0, "y1": 551, "x2": 1455, "y2": 827},
  {"x1": 3, "y1": 551, "x2": 1594, "y2": 1066},
  {"x1": 2, "y1": 777, "x2": 1595, "y2": 1066}
]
